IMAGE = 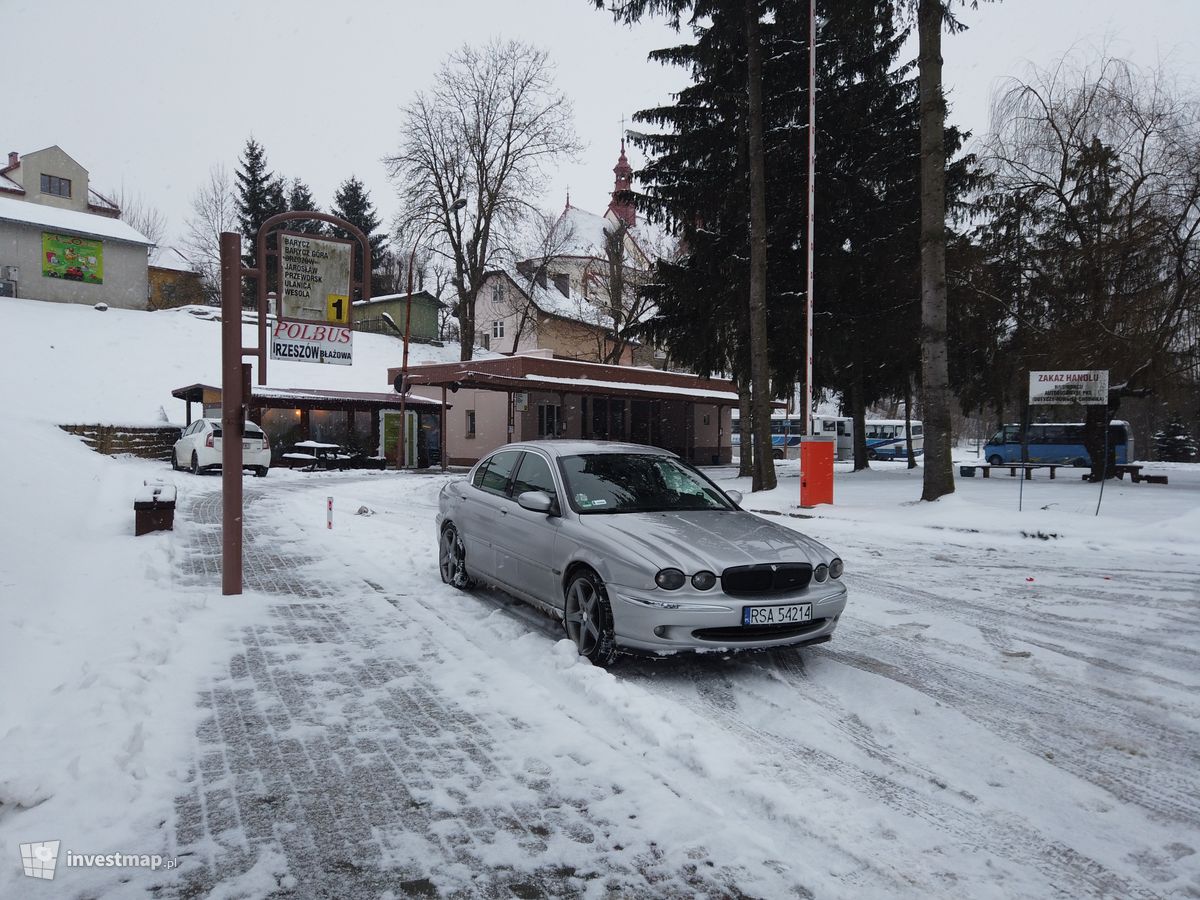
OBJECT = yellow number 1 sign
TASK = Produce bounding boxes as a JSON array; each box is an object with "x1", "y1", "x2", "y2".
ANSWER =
[{"x1": 326, "y1": 294, "x2": 349, "y2": 324}]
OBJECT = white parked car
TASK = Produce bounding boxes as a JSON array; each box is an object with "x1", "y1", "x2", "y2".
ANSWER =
[{"x1": 172, "y1": 418, "x2": 271, "y2": 477}]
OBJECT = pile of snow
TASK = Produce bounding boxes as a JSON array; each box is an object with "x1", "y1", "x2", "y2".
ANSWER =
[{"x1": 2, "y1": 296, "x2": 474, "y2": 427}]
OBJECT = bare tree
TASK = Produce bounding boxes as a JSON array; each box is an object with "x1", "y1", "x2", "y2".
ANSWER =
[
  {"x1": 387, "y1": 40, "x2": 582, "y2": 360},
  {"x1": 107, "y1": 186, "x2": 168, "y2": 246},
  {"x1": 981, "y1": 53, "x2": 1200, "y2": 478},
  {"x1": 182, "y1": 165, "x2": 238, "y2": 302},
  {"x1": 585, "y1": 220, "x2": 659, "y2": 364}
]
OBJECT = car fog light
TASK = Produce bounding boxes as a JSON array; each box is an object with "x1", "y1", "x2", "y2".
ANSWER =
[
  {"x1": 814, "y1": 563, "x2": 829, "y2": 582},
  {"x1": 830, "y1": 558, "x2": 844, "y2": 579},
  {"x1": 655, "y1": 568, "x2": 686, "y2": 590},
  {"x1": 691, "y1": 570, "x2": 717, "y2": 591}
]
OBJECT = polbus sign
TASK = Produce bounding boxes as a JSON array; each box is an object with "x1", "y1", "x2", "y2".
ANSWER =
[
  {"x1": 1029, "y1": 370, "x2": 1109, "y2": 406},
  {"x1": 271, "y1": 231, "x2": 354, "y2": 365},
  {"x1": 270, "y1": 320, "x2": 353, "y2": 365}
]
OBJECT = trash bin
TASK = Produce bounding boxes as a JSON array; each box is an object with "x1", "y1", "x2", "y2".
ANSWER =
[{"x1": 134, "y1": 482, "x2": 177, "y2": 535}]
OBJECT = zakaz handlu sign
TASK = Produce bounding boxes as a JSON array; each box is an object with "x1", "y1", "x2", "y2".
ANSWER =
[
  {"x1": 270, "y1": 320, "x2": 353, "y2": 366},
  {"x1": 1029, "y1": 370, "x2": 1109, "y2": 405}
]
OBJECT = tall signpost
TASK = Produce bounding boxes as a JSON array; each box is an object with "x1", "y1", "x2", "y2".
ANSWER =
[
  {"x1": 219, "y1": 213, "x2": 371, "y2": 595},
  {"x1": 1029, "y1": 369, "x2": 1110, "y2": 515}
]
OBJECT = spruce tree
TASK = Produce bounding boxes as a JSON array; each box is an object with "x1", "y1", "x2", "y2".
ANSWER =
[
  {"x1": 1153, "y1": 417, "x2": 1197, "y2": 462},
  {"x1": 331, "y1": 176, "x2": 387, "y2": 298},
  {"x1": 235, "y1": 137, "x2": 288, "y2": 301},
  {"x1": 287, "y1": 178, "x2": 325, "y2": 234}
]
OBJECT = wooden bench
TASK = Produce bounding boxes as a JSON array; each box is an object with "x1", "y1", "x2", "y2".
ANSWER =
[
  {"x1": 134, "y1": 481, "x2": 177, "y2": 535},
  {"x1": 1080, "y1": 464, "x2": 1169, "y2": 485},
  {"x1": 962, "y1": 463, "x2": 1064, "y2": 480},
  {"x1": 282, "y1": 451, "x2": 319, "y2": 470}
]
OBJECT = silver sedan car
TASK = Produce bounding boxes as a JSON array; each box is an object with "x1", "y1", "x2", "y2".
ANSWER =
[{"x1": 436, "y1": 441, "x2": 847, "y2": 665}]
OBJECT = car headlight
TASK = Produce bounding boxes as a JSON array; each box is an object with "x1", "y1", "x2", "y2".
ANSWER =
[
  {"x1": 691, "y1": 570, "x2": 717, "y2": 591},
  {"x1": 830, "y1": 558, "x2": 844, "y2": 579},
  {"x1": 814, "y1": 563, "x2": 829, "y2": 583},
  {"x1": 655, "y1": 568, "x2": 686, "y2": 590}
]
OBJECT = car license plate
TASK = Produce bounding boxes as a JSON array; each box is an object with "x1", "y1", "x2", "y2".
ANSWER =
[{"x1": 742, "y1": 603, "x2": 812, "y2": 626}]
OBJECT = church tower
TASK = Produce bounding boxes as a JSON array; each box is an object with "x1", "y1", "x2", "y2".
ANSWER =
[{"x1": 607, "y1": 138, "x2": 636, "y2": 228}]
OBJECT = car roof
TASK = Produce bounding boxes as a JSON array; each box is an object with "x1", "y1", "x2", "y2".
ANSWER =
[
  {"x1": 497, "y1": 440, "x2": 676, "y2": 459},
  {"x1": 200, "y1": 417, "x2": 263, "y2": 430}
]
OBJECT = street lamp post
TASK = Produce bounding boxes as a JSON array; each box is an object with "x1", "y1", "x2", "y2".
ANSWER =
[{"x1": 396, "y1": 198, "x2": 466, "y2": 469}]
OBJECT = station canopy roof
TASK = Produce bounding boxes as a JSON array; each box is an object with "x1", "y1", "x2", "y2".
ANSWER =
[{"x1": 393, "y1": 353, "x2": 782, "y2": 408}]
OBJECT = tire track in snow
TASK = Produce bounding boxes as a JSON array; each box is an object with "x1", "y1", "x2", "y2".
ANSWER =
[
  {"x1": 631, "y1": 653, "x2": 1169, "y2": 900},
  {"x1": 839, "y1": 574, "x2": 1200, "y2": 828}
]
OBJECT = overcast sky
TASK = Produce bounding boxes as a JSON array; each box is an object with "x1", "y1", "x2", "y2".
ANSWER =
[{"x1": 8, "y1": 0, "x2": 1199, "y2": 249}]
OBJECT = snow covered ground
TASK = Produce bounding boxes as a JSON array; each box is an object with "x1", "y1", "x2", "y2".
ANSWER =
[{"x1": 1, "y1": 297, "x2": 1198, "y2": 897}]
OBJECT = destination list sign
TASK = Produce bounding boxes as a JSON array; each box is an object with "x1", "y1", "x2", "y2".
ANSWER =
[
  {"x1": 1029, "y1": 370, "x2": 1109, "y2": 405},
  {"x1": 279, "y1": 233, "x2": 352, "y2": 323},
  {"x1": 274, "y1": 233, "x2": 354, "y2": 365}
]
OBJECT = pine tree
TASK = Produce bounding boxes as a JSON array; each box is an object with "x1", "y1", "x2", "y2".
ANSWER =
[
  {"x1": 331, "y1": 176, "x2": 387, "y2": 299},
  {"x1": 287, "y1": 178, "x2": 325, "y2": 234},
  {"x1": 235, "y1": 137, "x2": 288, "y2": 301},
  {"x1": 1153, "y1": 416, "x2": 1197, "y2": 462}
]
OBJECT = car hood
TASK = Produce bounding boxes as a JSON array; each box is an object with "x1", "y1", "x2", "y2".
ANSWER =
[{"x1": 584, "y1": 510, "x2": 833, "y2": 573}]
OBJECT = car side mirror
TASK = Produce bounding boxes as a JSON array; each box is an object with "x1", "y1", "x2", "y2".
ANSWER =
[
  {"x1": 517, "y1": 490, "x2": 555, "y2": 514},
  {"x1": 725, "y1": 489, "x2": 743, "y2": 506}
]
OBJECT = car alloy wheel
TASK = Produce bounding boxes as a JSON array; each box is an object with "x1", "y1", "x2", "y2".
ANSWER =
[
  {"x1": 438, "y1": 524, "x2": 473, "y2": 589},
  {"x1": 190, "y1": 451, "x2": 200, "y2": 475},
  {"x1": 563, "y1": 570, "x2": 617, "y2": 666}
]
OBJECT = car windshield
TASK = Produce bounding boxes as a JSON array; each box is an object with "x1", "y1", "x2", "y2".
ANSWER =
[{"x1": 559, "y1": 453, "x2": 734, "y2": 514}]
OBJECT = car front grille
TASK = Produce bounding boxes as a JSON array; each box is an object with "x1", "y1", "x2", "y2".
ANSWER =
[
  {"x1": 720, "y1": 563, "x2": 812, "y2": 596},
  {"x1": 692, "y1": 618, "x2": 829, "y2": 642}
]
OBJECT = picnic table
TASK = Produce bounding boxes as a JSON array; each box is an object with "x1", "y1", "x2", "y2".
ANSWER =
[{"x1": 286, "y1": 441, "x2": 348, "y2": 471}]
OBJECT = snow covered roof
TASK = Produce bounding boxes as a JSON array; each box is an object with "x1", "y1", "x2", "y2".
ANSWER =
[
  {"x1": 87, "y1": 189, "x2": 119, "y2": 212},
  {"x1": 551, "y1": 204, "x2": 650, "y2": 266},
  {"x1": 148, "y1": 246, "x2": 198, "y2": 273},
  {"x1": 0, "y1": 195, "x2": 152, "y2": 245},
  {"x1": 352, "y1": 290, "x2": 444, "y2": 309},
  {"x1": 521, "y1": 272, "x2": 616, "y2": 330},
  {"x1": 397, "y1": 352, "x2": 746, "y2": 406},
  {"x1": 0, "y1": 172, "x2": 20, "y2": 193}
]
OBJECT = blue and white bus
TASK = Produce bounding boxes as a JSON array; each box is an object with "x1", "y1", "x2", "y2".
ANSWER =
[
  {"x1": 982, "y1": 421, "x2": 1132, "y2": 467},
  {"x1": 865, "y1": 419, "x2": 924, "y2": 460},
  {"x1": 731, "y1": 413, "x2": 854, "y2": 460}
]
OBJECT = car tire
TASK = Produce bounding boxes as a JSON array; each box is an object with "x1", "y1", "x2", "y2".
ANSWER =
[
  {"x1": 438, "y1": 524, "x2": 474, "y2": 589},
  {"x1": 1072, "y1": 457, "x2": 1087, "y2": 468},
  {"x1": 868, "y1": 449, "x2": 879, "y2": 461},
  {"x1": 171, "y1": 450, "x2": 181, "y2": 471},
  {"x1": 772, "y1": 448, "x2": 784, "y2": 460},
  {"x1": 190, "y1": 451, "x2": 200, "y2": 475},
  {"x1": 563, "y1": 569, "x2": 618, "y2": 667},
  {"x1": 987, "y1": 454, "x2": 1003, "y2": 467},
  {"x1": 254, "y1": 466, "x2": 269, "y2": 478}
]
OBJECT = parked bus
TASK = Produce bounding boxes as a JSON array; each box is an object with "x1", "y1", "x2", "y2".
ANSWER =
[
  {"x1": 864, "y1": 419, "x2": 924, "y2": 460},
  {"x1": 731, "y1": 413, "x2": 854, "y2": 460},
  {"x1": 982, "y1": 421, "x2": 1132, "y2": 467}
]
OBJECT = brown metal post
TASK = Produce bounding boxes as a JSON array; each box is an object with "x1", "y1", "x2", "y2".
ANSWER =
[
  {"x1": 219, "y1": 232, "x2": 244, "y2": 596},
  {"x1": 440, "y1": 386, "x2": 448, "y2": 472}
]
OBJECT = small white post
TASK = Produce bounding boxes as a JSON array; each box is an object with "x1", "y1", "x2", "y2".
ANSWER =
[{"x1": 327, "y1": 496, "x2": 333, "y2": 530}]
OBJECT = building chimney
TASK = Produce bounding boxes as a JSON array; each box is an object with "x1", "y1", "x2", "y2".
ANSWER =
[{"x1": 6, "y1": 152, "x2": 17, "y2": 168}]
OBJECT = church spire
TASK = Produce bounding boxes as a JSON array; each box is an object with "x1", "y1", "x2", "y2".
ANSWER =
[{"x1": 608, "y1": 135, "x2": 636, "y2": 228}]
